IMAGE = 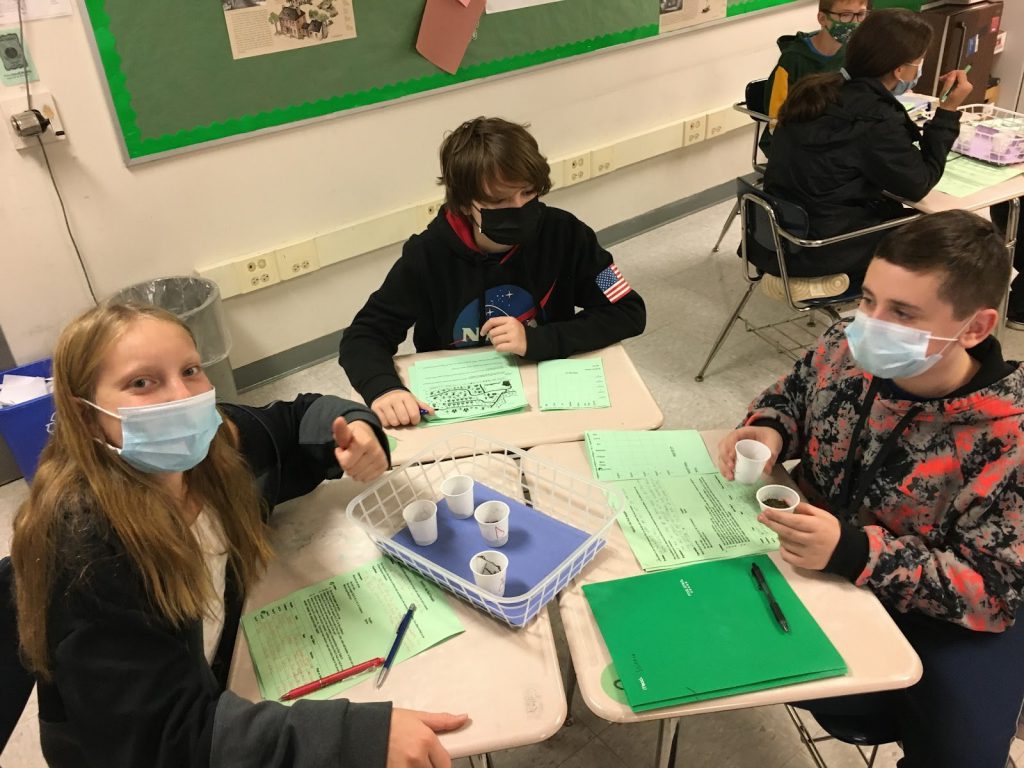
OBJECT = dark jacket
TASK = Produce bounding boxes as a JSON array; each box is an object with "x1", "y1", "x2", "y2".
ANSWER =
[
  {"x1": 4, "y1": 394, "x2": 392, "y2": 768},
  {"x1": 745, "y1": 324, "x2": 1024, "y2": 631},
  {"x1": 761, "y1": 32, "x2": 846, "y2": 155},
  {"x1": 760, "y1": 77, "x2": 960, "y2": 277},
  {"x1": 338, "y1": 204, "x2": 647, "y2": 406}
]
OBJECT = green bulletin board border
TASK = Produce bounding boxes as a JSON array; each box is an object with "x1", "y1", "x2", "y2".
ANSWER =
[{"x1": 84, "y1": 0, "x2": 803, "y2": 162}]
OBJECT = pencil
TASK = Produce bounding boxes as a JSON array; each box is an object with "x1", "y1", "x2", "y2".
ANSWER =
[{"x1": 940, "y1": 64, "x2": 971, "y2": 103}]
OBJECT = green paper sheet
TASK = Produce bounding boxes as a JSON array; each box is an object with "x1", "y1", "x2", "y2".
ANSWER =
[
  {"x1": 615, "y1": 474, "x2": 778, "y2": 571},
  {"x1": 538, "y1": 358, "x2": 611, "y2": 411},
  {"x1": 582, "y1": 555, "x2": 847, "y2": 712},
  {"x1": 242, "y1": 557, "x2": 464, "y2": 703},
  {"x1": 408, "y1": 350, "x2": 528, "y2": 425},
  {"x1": 934, "y1": 154, "x2": 1024, "y2": 198},
  {"x1": 585, "y1": 429, "x2": 718, "y2": 481},
  {"x1": 387, "y1": 435, "x2": 398, "y2": 453}
]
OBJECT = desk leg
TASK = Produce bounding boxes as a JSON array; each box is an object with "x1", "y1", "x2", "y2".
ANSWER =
[
  {"x1": 655, "y1": 717, "x2": 680, "y2": 768},
  {"x1": 468, "y1": 754, "x2": 492, "y2": 768},
  {"x1": 998, "y1": 198, "x2": 1020, "y2": 340}
]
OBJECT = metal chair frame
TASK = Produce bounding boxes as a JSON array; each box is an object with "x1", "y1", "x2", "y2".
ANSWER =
[
  {"x1": 695, "y1": 192, "x2": 922, "y2": 382},
  {"x1": 785, "y1": 705, "x2": 884, "y2": 768},
  {"x1": 712, "y1": 89, "x2": 771, "y2": 253}
]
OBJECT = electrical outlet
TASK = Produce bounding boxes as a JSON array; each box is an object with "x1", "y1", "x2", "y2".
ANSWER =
[
  {"x1": 683, "y1": 115, "x2": 707, "y2": 147},
  {"x1": 234, "y1": 252, "x2": 280, "y2": 293},
  {"x1": 591, "y1": 146, "x2": 616, "y2": 177},
  {"x1": 706, "y1": 106, "x2": 749, "y2": 140},
  {"x1": 1, "y1": 87, "x2": 66, "y2": 150},
  {"x1": 417, "y1": 199, "x2": 445, "y2": 229},
  {"x1": 563, "y1": 153, "x2": 591, "y2": 186},
  {"x1": 276, "y1": 240, "x2": 320, "y2": 281}
]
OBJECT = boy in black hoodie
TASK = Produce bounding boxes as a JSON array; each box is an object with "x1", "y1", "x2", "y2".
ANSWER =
[{"x1": 338, "y1": 117, "x2": 647, "y2": 428}]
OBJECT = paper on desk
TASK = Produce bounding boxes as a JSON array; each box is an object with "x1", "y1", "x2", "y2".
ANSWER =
[
  {"x1": 585, "y1": 430, "x2": 717, "y2": 481},
  {"x1": 241, "y1": 557, "x2": 463, "y2": 702},
  {"x1": 0, "y1": 374, "x2": 51, "y2": 406},
  {"x1": 933, "y1": 153, "x2": 1024, "y2": 198},
  {"x1": 408, "y1": 350, "x2": 528, "y2": 425},
  {"x1": 615, "y1": 474, "x2": 778, "y2": 571},
  {"x1": 538, "y1": 358, "x2": 610, "y2": 411}
]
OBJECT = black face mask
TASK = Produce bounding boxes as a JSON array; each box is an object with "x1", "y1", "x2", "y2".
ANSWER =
[{"x1": 475, "y1": 197, "x2": 542, "y2": 246}]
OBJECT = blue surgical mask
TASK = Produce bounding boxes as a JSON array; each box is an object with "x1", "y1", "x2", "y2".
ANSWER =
[
  {"x1": 892, "y1": 62, "x2": 923, "y2": 97},
  {"x1": 844, "y1": 311, "x2": 969, "y2": 379},
  {"x1": 84, "y1": 389, "x2": 222, "y2": 473}
]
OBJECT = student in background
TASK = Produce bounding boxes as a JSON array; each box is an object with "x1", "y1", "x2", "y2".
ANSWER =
[
  {"x1": 7, "y1": 302, "x2": 467, "y2": 768},
  {"x1": 757, "y1": 8, "x2": 971, "y2": 286},
  {"x1": 339, "y1": 116, "x2": 646, "y2": 429},
  {"x1": 719, "y1": 211, "x2": 1024, "y2": 767},
  {"x1": 760, "y1": 0, "x2": 869, "y2": 153},
  {"x1": 986, "y1": 204, "x2": 1024, "y2": 329}
]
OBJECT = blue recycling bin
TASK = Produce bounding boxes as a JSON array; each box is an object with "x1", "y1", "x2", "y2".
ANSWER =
[{"x1": 0, "y1": 358, "x2": 54, "y2": 484}]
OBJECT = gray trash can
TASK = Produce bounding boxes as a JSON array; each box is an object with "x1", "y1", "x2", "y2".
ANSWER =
[{"x1": 111, "y1": 277, "x2": 237, "y2": 402}]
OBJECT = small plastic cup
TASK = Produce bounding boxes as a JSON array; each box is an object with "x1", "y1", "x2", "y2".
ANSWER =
[
  {"x1": 441, "y1": 475, "x2": 475, "y2": 519},
  {"x1": 474, "y1": 500, "x2": 510, "y2": 547},
  {"x1": 403, "y1": 500, "x2": 438, "y2": 546},
  {"x1": 756, "y1": 485, "x2": 800, "y2": 514},
  {"x1": 734, "y1": 439, "x2": 771, "y2": 485},
  {"x1": 470, "y1": 550, "x2": 508, "y2": 597}
]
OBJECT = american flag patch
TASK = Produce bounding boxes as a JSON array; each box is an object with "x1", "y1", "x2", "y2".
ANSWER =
[{"x1": 595, "y1": 263, "x2": 632, "y2": 303}]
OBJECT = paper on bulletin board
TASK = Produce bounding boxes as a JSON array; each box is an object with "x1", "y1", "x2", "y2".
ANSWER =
[
  {"x1": 0, "y1": 0, "x2": 70, "y2": 25},
  {"x1": 416, "y1": 0, "x2": 486, "y2": 74},
  {"x1": 222, "y1": 0, "x2": 356, "y2": 61},
  {"x1": 486, "y1": 0, "x2": 562, "y2": 13},
  {"x1": 659, "y1": 0, "x2": 725, "y2": 32}
]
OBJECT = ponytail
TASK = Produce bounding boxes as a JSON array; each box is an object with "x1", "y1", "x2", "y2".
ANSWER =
[{"x1": 778, "y1": 72, "x2": 845, "y2": 124}]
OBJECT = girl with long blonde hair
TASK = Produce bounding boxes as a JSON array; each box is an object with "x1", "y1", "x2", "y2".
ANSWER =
[{"x1": 5, "y1": 302, "x2": 466, "y2": 767}]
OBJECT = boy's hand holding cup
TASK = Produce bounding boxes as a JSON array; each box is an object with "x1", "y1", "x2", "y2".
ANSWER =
[{"x1": 718, "y1": 426, "x2": 783, "y2": 483}]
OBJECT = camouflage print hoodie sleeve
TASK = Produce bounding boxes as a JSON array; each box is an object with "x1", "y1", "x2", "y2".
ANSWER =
[{"x1": 743, "y1": 323, "x2": 1024, "y2": 632}]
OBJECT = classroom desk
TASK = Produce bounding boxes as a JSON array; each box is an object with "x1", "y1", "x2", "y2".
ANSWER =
[
  {"x1": 904, "y1": 168, "x2": 1023, "y2": 336},
  {"x1": 526, "y1": 436, "x2": 922, "y2": 768},
  {"x1": 227, "y1": 472, "x2": 567, "y2": 765},
  {"x1": 382, "y1": 343, "x2": 663, "y2": 465}
]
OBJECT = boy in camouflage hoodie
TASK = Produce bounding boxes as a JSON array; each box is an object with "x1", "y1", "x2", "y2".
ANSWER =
[{"x1": 719, "y1": 211, "x2": 1024, "y2": 768}]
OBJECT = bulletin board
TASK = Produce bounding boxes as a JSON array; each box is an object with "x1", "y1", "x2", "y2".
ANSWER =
[{"x1": 82, "y1": 0, "x2": 804, "y2": 162}]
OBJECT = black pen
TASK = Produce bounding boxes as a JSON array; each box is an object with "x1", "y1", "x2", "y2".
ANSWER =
[{"x1": 751, "y1": 563, "x2": 790, "y2": 633}]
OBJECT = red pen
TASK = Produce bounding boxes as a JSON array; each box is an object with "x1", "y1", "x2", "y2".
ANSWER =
[{"x1": 280, "y1": 657, "x2": 385, "y2": 702}]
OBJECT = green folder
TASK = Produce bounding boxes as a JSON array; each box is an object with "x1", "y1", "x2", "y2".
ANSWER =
[{"x1": 582, "y1": 555, "x2": 846, "y2": 712}]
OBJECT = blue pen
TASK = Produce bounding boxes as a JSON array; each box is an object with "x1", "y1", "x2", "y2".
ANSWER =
[{"x1": 375, "y1": 603, "x2": 417, "y2": 688}]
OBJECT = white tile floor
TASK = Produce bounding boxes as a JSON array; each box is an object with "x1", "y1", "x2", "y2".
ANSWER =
[{"x1": 3, "y1": 200, "x2": 1024, "y2": 767}]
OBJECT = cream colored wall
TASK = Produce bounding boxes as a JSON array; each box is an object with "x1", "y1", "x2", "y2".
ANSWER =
[{"x1": 0, "y1": 2, "x2": 815, "y2": 369}]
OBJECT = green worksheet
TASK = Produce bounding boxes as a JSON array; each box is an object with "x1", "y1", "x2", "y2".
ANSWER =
[
  {"x1": 934, "y1": 153, "x2": 1024, "y2": 198},
  {"x1": 615, "y1": 474, "x2": 778, "y2": 571},
  {"x1": 242, "y1": 557, "x2": 464, "y2": 702},
  {"x1": 582, "y1": 555, "x2": 846, "y2": 712},
  {"x1": 538, "y1": 358, "x2": 611, "y2": 411},
  {"x1": 585, "y1": 429, "x2": 718, "y2": 481},
  {"x1": 408, "y1": 351, "x2": 528, "y2": 425}
]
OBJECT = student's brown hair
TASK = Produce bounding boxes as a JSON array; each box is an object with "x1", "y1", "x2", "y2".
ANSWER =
[
  {"x1": 439, "y1": 117, "x2": 552, "y2": 214},
  {"x1": 11, "y1": 302, "x2": 273, "y2": 679},
  {"x1": 873, "y1": 211, "x2": 1010, "y2": 318},
  {"x1": 780, "y1": 8, "x2": 932, "y2": 124}
]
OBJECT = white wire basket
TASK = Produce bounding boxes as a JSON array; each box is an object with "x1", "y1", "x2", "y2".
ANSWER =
[
  {"x1": 346, "y1": 431, "x2": 624, "y2": 628},
  {"x1": 954, "y1": 105, "x2": 1024, "y2": 166}
]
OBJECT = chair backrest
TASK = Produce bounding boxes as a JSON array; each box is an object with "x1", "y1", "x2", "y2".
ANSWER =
[
  {"x1": 1, "y1": 556, "x2": 34, "y2": 753},
  {"x1": 744, "y1": 79, "x2": 770, "y2": 123},
  {"x1": 737, "y1": 178, "x2": 809, "y2": 257}
]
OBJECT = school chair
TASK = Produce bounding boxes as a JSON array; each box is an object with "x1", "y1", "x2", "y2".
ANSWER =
[
  {"x1": 711, "y1": 79, "x2": 770, "y2": 254},
  {"x1": 695, "y1": 179, "x2": 920, "y2": 382},
  {"x1": 786, "y1": 705, "x2": 900, "y2": 767}
]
